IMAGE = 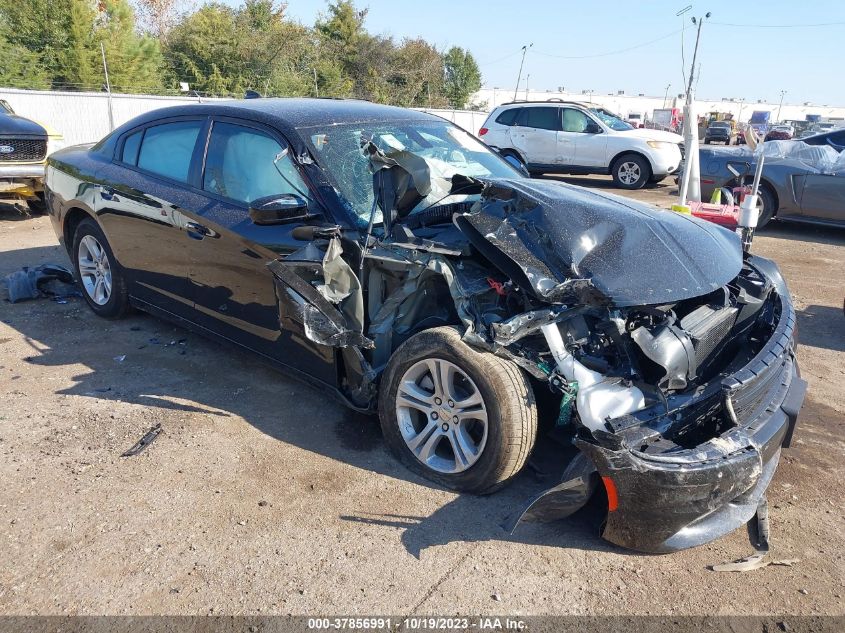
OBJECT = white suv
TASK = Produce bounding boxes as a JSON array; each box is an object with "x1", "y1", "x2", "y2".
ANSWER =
[{"x1": 479, "y1": 101, "x2": 683, "y2": 189}]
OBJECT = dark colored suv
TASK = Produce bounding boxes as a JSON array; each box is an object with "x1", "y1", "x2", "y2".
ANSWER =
[{"x1": 704, "y1": 121, "x2": 735, "y2": 145}]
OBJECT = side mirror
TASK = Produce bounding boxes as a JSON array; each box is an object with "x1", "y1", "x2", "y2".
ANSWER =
[
  {"x1": 585, "y1": 122, "x2": 602, "y2": 134},
  {"x1": 249, "y1": 194, "x2": 314, "y2": 225}
]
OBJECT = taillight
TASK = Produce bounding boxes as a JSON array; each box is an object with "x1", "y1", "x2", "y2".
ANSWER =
[{"x1": 479, "y1": 127, "x2": 488, "y2": 136}]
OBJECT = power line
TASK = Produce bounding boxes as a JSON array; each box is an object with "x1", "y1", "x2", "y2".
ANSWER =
[
  {"x1": 711, "y1": 19, "x2": 845, "y2": 28},
  {"x1": 534, "y1": 28, "x2": 683, "y2": 60},
  {"x1": 478, "y1": 49, "x2": 523, "y2": 67}
]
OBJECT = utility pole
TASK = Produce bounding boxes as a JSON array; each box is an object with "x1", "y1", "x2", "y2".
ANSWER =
[
  {"x1": 585, "y1": 89, "x2": 594, "y2": 104},
  {"x1": 777, "y1": 90, "x2": 786, "y2": 122},
  {"x1": 663, "y1": 83, "x2": 671, "y2": 108},
  {"x1": 100, "y1": 42, "x2": 114, "y2": 132},
  {"x1": 677, "y1": 11, "x2": 711, "y2": 207},
  {"x1": 524, "y1": 74, "x2": 530, "y2": 100},
  {"x1": 513, "y1": 43, "x2": 532, "y2": 101}
]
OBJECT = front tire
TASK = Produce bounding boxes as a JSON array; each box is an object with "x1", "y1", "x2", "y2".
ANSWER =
[
  {"x1": 72, "y1": 218, "x2": 130, "y2": 318},
  {"x1": 611, "y1": 153, "x2": 651, "y2": 189},
  {"x1": 378, "y1": 326, "x2": 537, "y2": 494}
]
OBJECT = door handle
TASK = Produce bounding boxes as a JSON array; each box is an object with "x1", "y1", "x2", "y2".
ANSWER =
[{"x1": 186, "y1": 221, "x2": 211, "y2": 238}]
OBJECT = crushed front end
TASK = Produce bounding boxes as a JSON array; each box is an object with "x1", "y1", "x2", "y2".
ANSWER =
[{"x1": 453, "y1": 180, "x2": 807, "y2": 553}]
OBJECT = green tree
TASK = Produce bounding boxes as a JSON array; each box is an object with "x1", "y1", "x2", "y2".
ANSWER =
[
  {"x1": 387, "y1": 38, "x2": 445, "y2": 108},
  {"x1": 164, "y1": 0, "x2": 314, "y2": 97},
  {"x1": 0, "y1": 0, "x2": 162, "y2": 92},
  {"x1": 443, "y1": 46, "x2": 481, "y2": 109}
]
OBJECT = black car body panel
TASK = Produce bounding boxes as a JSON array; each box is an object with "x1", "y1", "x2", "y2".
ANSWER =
[{"x1": 45, "y1": 98, "x2": 806, "y2": 553}]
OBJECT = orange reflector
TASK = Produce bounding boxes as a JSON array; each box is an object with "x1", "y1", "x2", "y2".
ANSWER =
[{"x1": 602, "y1": 476, "x2": 619, "y2": 512}]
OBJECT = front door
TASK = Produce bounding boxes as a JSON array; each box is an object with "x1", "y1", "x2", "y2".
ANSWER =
[
  {"x1": 798, "y1": 173, "x2": 845, "y2": 222},
  {"x1": 559, "y1": 108, "x2": 607, "y2": 168},
  {"x1": 182, "y1": 118, "x2": 337, "y2": 384}
]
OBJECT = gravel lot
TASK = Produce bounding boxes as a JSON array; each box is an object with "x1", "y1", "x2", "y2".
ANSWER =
[{"x1": 1, "y1": 175, "x2": 843, "y2": 616}]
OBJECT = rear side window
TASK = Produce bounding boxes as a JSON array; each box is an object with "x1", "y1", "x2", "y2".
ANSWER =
[
  {"x1": 121, "y1": 130, "x2": 142, "y2": 165},
  {"x1": 495, "y1": 108, "x2": 521, "y2": 126},
  {"x1": 137, "y1": 121, "x2": 203, "y2": 183},
  {"x1": 202, "y1": 122, "x2": 309, "y2": 205},
  {"x1": 517, "y1": 107, "x2": 560, "y2": 131}
]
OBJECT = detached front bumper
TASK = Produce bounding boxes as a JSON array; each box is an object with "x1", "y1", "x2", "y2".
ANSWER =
[
  {"x1": 515, "y1": 279, "x2": 806, "y2": 553},
  {"x1": 581, "y1": 354, "x2": 805, "y2": 552}
]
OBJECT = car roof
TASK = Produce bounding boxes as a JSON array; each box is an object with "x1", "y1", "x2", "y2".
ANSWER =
[
  {"x1": 94, "y1": 98, "x2": 445, "y2": 156},
  {"x1": 498, "y1": 100, "x2": 591, "y2": 109}
]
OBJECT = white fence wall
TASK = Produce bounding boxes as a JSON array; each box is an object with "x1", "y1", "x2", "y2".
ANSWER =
[
  {"x1": 0, "y1": 88, "x2": 490, "y2": 146},
  {"x1": 0, "y1": 88, "x2": 222, "y2": 145}
]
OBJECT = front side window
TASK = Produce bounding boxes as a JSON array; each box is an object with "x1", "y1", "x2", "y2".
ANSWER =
[
  {"x1": 136, "y1": 121, "x2": 203, "y2": 183},
  {"x1": 202, "y1": 122, "x2": 310, "y2": 205},
  {"x1": 303, "y1": 120, "x2": 521, "y2": 226},
  {"x1": 561, "y1": 108, "x2": 592, "y2": 133}
]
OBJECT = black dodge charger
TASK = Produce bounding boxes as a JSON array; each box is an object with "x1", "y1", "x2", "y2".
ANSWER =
[{"x1": 45, "y1": 98, "x2": 806, "y2": 553}]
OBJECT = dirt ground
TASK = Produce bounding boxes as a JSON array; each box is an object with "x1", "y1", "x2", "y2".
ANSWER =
[{"x1": 1, "y1": 175, "x2": 843, "y2": 617}]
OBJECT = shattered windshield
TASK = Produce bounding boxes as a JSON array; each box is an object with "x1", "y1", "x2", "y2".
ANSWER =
[
  {"x1": 589, "y1": 108, "x2": 633, "y2": 131},
  {"x1": 301, "y1": 119, "x2": 521, "y2": 226}
]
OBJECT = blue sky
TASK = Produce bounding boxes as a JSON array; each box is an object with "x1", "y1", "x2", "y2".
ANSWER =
[{"x1": 231, "y1": 0, "x2": 845, "y2": 105}]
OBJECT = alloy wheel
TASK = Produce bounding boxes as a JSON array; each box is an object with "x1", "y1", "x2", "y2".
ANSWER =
[
  {"x1": 395, "y1": 358, "x2": 489, "y2": 474},
  {"x1": 618, "y1": 161, "x2": 641, "y2": 185},
  {"x1": 77, "y1": 234, "x2": 112, "y2": 306}
]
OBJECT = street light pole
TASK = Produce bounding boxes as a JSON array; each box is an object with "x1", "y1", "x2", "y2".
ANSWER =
[
  {"x1": 513, "y1": 43, "x2": 532, "y2": 101},
  {"x1": 777, "y1": 90, "x2": 786, "y2": 122},
  {"x1": 677, "y1": 11, "x2": 711, "y2": 207},
  {"x1": 663, "y1": 83, "x2": 671, "y2": 108}
]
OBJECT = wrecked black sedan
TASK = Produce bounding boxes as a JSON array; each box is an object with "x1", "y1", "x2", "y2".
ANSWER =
[{"x1": 44, "y1": 99, "x2": 806, "y2": 553}]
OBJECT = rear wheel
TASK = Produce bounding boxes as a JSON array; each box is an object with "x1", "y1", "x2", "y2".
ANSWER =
[
  {"x1": 378, "y1": 326, "x2": 537, "y2": 494},
  {"x1": 755, "y1": 185, "x2": 777, "y2": 228},
  {"x1": 72, "y1": 218, "x2": 130, "y2": 318},
  {"x1": 611, "y1": 154, "x2": 651, "y2": 189}
]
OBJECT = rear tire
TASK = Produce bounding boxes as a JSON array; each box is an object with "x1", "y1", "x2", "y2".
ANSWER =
[
  {"x1": 71, "y1": 218, "x2": 130, "y2": 319},
  {"x1": 611, "y1": 153, "x2": 651, "y2": 190},
  {"x1": 756, "y1": 185, "x2": 777, "y2": 228},
  {"x1": 378, "y1": 326, "x2": 537, "y2": 494}
]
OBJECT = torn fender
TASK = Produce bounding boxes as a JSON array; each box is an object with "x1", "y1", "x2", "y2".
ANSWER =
[
  {"x1": 509, "y1": 452, "x2": 598, "y2": 532},
  {"x1": 268, "y1": 237, "x2": 373, "y2": 349}
]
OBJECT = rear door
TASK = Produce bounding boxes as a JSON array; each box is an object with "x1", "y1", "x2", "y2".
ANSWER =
[
  {"x1": 94, "y1": 117, "x2": 209, "y2": 318},
  {"x1": 181, "y1": 118, "x2": 338, "y2": 383},
  {"x1": 509, "y1": 106, "x2": 561, "y2": 166}
]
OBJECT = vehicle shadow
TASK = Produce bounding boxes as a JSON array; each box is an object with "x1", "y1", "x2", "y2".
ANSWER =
[
  {"x1": 0, "y1": 200, "x2": 36, "y2": 221},
  {"x1": 2, "y1": 244, "x2": 617, "y2": 558},
  {"x1": 796, "y1": 304, "x2": 845, "y2": 353},
  {"x1": 759, "y1": 221, "x2": 845, "y2": 246}
]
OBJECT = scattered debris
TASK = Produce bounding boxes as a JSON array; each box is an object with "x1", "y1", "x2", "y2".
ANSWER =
[
  {"x1": 491, "y1": 593, "x2": 502, "y2": 602},
  {"x1": 798, "y1": 588, "x2": 809, "y2": 595},
  {"x1": 113, "y1": 355, "x2": 126, "y2": 362},
  {"x1": 121, "y1": 424, "x2": 162, "y2": 457},
  {"x1": 712, "y1": 499, "x2": 799, "y2": 572},
  {"x1": 3, "y1": 263, "x2": 79, "y2": 303},
  {"x1": 258, "y1": 500, "x2": 268, "y2": 507}
]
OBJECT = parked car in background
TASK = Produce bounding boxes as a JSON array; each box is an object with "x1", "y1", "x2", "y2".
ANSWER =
[
  {"x1": 0, "y1": 100, "x2": 64, "y2": 212},
  {"x1": 800, "y1": 128, "x2": 845, "y2": 152},
  {"x1": 704, "y1": 121, "x2": 736, "y2": 145},
  {"x1": 765, "y1": 125, "x2": 795, "y2": 141},
  {"x1": 696, "y1": 141, "x2": 845, "y2": 227},
  {"x1": 45, "y1": 98, "x2": 804, "y2": 553},
  {"x1": 479, "y1": 100, "x2": 683, "y2": 189}
]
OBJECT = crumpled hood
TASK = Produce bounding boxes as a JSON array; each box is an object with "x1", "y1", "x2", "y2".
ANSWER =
[{"x1": 454, "y1": 178, "x2": 743, "y2": 306}]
